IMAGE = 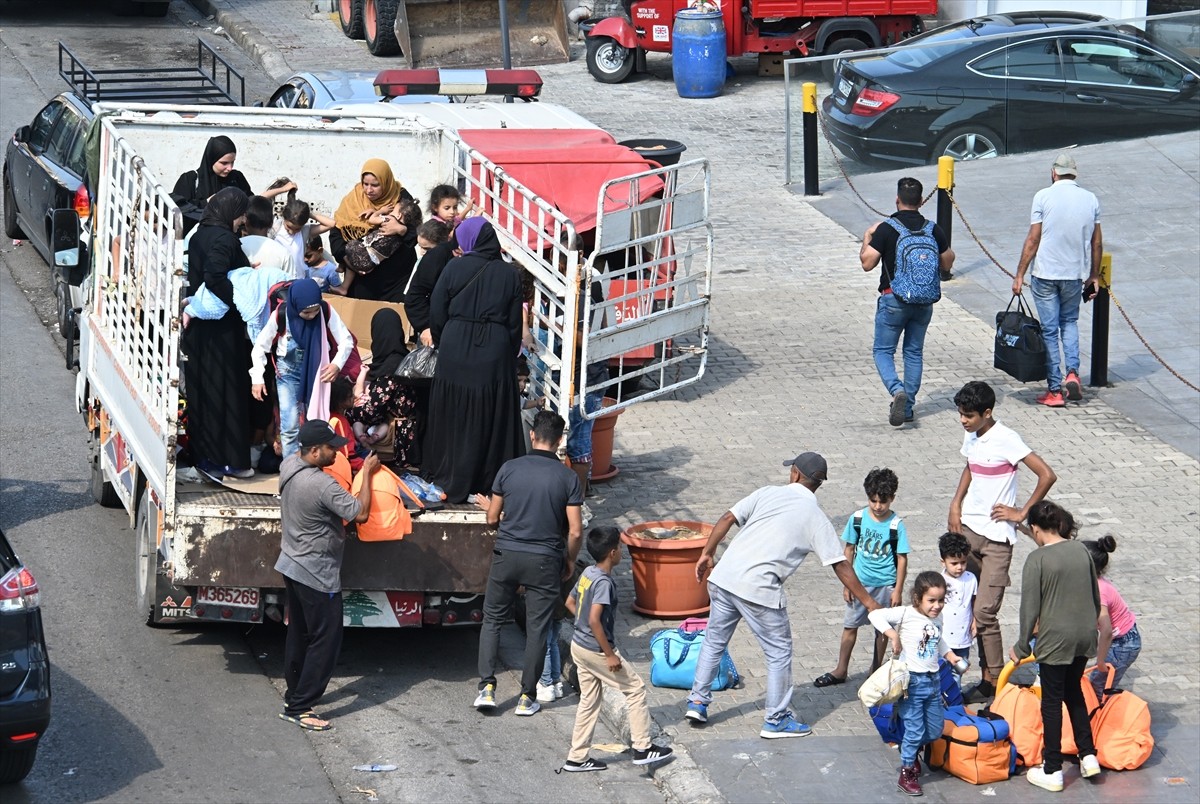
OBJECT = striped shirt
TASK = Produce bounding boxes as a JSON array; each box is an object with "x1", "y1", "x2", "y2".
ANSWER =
[{"x1": 960, "y1": 422, "x2": 1032, "y2": 545}]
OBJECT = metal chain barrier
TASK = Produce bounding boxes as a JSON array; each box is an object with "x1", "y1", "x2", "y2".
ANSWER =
[{"x1": 811, "y1": 91, "x2": 1197, "y2": 394}]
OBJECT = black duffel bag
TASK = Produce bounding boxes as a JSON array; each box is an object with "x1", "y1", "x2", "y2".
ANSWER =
[{"x1": 994, "y1": 294, "x2": 1048, "y2": 383}]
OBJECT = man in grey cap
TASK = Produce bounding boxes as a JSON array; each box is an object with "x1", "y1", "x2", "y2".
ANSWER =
[
  {"x1": 1012, "y1": 153, "x2": 1102, "y2": 407},
  {"x1": 276, "y1": 419, "x2": 381, "y2": 731},
  {"x1": 683, "y1": 452, "x2": 881, "y2": 738}
]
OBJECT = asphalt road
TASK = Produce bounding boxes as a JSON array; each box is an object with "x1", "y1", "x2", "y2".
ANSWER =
[{"x1": 0, "y1": 4, "x2": 660, "y2": 801}]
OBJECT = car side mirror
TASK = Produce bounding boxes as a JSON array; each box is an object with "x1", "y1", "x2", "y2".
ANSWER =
[
  {"x1": 1180, "y1": 73, "x2": 1198, "y2": 95},
  {"x1": 15, "y1": 125, "x2": 29, "y2": 143}
]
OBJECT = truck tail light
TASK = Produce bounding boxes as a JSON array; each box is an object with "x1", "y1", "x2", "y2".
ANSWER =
[
  {"x1": 73, "y1": 185, "x2": 91, "y2": 221},
  {"x1": 0, "y1": 566, "x2": 40, "y2": 612},
  {"x1": 852, "y1": 87, "x2": 901, "y2": 116}
]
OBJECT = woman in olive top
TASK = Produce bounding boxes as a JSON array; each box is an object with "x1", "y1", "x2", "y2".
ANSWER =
[{"x1": 1010, "y1": 500, "x2": 1102, "y2": 792}]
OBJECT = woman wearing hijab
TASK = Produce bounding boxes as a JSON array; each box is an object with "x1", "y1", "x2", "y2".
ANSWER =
[
  {"x1": 184, "y1": 187, "x2": 255, "y2": 478},
  {"x1": 329, "y1": 159, "x2": 419, "y2": 302},
  {"x1": 172, "y1": 136, "x2": 252, "y2": 235},
  {"x1": 250, "y1": 278, "x2": 356, "y2": 459},
  {"x1": 422, "y1": 218, "x2": 525, "y2": 502},
  {"x1": 349, "y1": 309, "x2": 420, "y2": 467}
]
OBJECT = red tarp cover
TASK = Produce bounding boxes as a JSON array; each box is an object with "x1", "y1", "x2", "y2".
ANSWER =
[{"x1": 459, "y1": 129, "x2": 665, "y2": 236}]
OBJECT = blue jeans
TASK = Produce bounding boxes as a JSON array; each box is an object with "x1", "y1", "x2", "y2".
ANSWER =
[
  {"x1": 689, "y1": 583, "x2": 794, "y2": 723},
  {"x1": 873, "y1": 294, "x2": 933, "y2": 416},
  {"x1": 566, "y1": 392, "x2": 604, "y2": 464},
  {"x1": 540, "y1": 618, "x2": 562, "y2": 686},
  {"x1": 899, "y1": 671, "x2": 944, "y2": 765},
  {"x1": 1090, "y1": 623, "x2": 1141, "y2": 699},
  {"x1": 1030, "y1": 276, "x2": 1082, "y2": 392},
  {"x1": 276, "y1": 344, "x2": 305, "y2": 459}
]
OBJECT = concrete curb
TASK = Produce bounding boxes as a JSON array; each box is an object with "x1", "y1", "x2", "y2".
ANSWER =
[
  {"x1": 597, "y1": 685, "x2": 724, "y2": 803},
  {"x1": 184, "y1": 0, "x2": 294, "y2": 79}
]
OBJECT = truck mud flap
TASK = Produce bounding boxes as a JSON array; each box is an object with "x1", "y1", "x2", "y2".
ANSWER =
[
  {"x1": 174, "y1": 516, "x2": 496, "y2": 593},
  {"x1": 394, "y1": 0, "x2": 569, "y2": 69}
]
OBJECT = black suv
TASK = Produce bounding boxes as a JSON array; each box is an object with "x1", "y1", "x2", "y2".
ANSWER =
[
  {"x1": 0, "y1": 529, "x2": 50, "y2": 785},
  {"x1": 2, "y1": 40, "x2": 244, "y2": 344}
]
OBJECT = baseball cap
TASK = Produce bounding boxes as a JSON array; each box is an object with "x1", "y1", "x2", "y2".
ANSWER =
[
  {"x1": 1051, "y1": 153, "x2": 1078, "y2": 177},
  {"x1": 782, "y1": 452, "x2": 829, "y2": 481},
  {"x1": 299, "y1": 419, "x2": 348, "y2": 449}
]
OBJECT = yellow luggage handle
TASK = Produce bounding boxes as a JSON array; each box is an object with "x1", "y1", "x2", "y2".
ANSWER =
[{"x1": 995, "y1": 654, "x2": 1039, "y2": 699}]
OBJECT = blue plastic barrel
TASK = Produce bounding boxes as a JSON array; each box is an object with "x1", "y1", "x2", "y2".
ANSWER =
[{"x1": 672, "y1": 9, "x2": 726, "y2": 99}]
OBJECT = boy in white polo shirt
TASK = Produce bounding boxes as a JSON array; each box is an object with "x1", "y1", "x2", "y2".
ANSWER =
[{"x1": 948, "y1": 381, "x2": 1057, "y2": 703}]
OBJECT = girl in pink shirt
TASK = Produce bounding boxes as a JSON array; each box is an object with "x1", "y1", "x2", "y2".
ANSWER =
[{"x1": 1083, "y1": 535, "x2": 1140, "y2": 701}]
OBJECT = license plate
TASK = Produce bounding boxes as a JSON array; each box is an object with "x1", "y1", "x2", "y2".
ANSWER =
[
  {"x1": 838, "y1": 77, "x2": 852, "y2": 98},
  {"x1": 196, "y1": 586, "x2": 260, "y2": 608}
]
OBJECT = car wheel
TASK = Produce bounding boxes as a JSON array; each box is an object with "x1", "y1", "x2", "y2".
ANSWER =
[
  {"x1": 932, "y1": 125, "x2": 1004, "y2": 163},
  {"x1": 3, "y1": 172, "x2": 24, "y2": 239},
  {"x1": 0, "y1": 744, "x2": 39, "y2": 784},
  {"x1": 586, "y1": 37, "x2": 634, "y2": 84},
  {"x1": 90, "y1": 433, "x2": 121, "y2": 508},
  {"x1": 822, "y1": 37, "x2": 868, "y2": 84},
  {"x1": 136, "y1": 493, "x2": 162, "y2": 625},
  {"x1": 364, "y1": 0, "x2": 401, "y2": 57},
  {"x1": 55, "y1": 280, "x2": 75, "y2": 339},
  {"x1": 339, "y1": 0, "x2": 365, "y2": 39}
]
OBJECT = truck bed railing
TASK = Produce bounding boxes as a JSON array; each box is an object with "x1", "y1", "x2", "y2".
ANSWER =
[{"x1": 59, "y1": 39, "x2": 246, "y2": 108}]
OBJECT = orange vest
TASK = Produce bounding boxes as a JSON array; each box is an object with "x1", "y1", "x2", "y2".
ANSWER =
[{"x1": 350, "y1": 464, "x2": 412, "y2": 541}]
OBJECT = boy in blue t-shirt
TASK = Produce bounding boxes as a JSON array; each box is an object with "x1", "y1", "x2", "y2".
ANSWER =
[
  {"x1": 814, "y1": 468, "x2": 910, "y2": 687},
  {"x1": 560, "y1": 526, "x2": 673, "y2": 773}
]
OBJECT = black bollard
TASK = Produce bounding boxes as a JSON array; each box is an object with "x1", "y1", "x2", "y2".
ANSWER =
[
  {"x1": 803, "y1": 82, "x2": 819, "y2": 196},
  {"x1": 1089, "y1": 254, "x2": 1112, "y2": 387},
  {"x1": 936, "y1": 156, "x2": 954, "y2": 257}
]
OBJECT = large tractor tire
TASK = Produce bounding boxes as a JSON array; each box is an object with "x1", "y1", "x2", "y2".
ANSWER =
[
  {"x1": 339, "y1": 0, "x2": 365, "y2": 39},
  {"x1": 364, "y1": 0, "x2": 401, "y2": 57}
]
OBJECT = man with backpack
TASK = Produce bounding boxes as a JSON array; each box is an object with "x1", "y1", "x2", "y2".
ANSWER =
[{"x1": 860, "y1": 177, "x2": 955, "y2": 427}]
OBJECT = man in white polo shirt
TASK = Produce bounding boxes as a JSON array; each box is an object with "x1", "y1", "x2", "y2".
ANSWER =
[
  {"x1": 682, "y1": 452, "x2": 880, "y2": 739},
  {"x1": 1011, "y1": 153, "x2": 1102, "y2": 408}
]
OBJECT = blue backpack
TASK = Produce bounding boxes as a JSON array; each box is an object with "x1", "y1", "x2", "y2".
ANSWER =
[{"x1": 884, "y1": 217, "x2": 941, "y2": 305}]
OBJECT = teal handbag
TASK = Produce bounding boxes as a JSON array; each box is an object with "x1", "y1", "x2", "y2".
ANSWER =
[{"x1": 649, "y1": 626, "x2": 740, "y2": 691}]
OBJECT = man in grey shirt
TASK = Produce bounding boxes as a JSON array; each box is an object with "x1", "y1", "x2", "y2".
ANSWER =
[
  {"x1": 276, "y1": 420, "x2": 380, "y2": 731},
  {"x1": 684, "y1": 452, "x2": 880, "y2": 739}
]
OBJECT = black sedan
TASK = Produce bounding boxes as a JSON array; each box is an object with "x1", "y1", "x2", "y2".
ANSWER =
[
  {"x1": 821, "y1": 12, "x2": 1200, "y2": 166},
  {"x1": 0, "y1": 529, "x2": 50, "y2": 785}
]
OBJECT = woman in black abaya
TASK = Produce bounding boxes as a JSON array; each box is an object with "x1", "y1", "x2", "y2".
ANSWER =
[
  {"x1": 184, "y1": 187, "x2": 254, "y2": 478},
  {"x1": 172, "y1": 136, "x2": 252, "y2": 235},
  {"x1": 422, "y1": 218, "x2": 525, "y2": 502}
]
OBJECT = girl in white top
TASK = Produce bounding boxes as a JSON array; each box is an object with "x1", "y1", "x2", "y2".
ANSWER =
[{"x1": 868, "y1": 571, "x2": 966, "y2": 797}]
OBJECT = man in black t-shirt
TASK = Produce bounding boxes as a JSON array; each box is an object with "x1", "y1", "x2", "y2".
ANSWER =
[
  {"x1": 860, "y1": 177, "x2": 955, "y2": 427},
  {"x1": 472, "y1": 410, "x2": 584, "y2": 716}
]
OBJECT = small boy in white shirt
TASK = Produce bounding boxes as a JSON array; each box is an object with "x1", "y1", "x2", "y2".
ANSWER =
[{"x1": 938, "y1": 531, "x2": 977, "y2": 684}]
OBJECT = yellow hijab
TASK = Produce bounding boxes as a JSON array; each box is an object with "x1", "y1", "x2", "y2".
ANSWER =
[{"x1": 334, "y1": 158, "x2": 404, "y2": 240}]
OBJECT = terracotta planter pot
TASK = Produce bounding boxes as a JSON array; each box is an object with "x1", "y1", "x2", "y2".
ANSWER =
[
  {"x1": 620, "y1": 520, "x2": 711, "y2": 618},
  {"x1": 590, "y1": 397, "x2": 622, "y2": 482}
]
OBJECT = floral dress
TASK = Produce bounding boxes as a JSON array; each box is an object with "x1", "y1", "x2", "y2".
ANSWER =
[{"x1": 351, "y1": 376, "x2": 419, "y2": 468}]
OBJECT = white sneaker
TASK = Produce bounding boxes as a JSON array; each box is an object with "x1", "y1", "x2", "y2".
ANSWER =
[
  {"x1": 536, "y1": 682, "x2": 557, "y2": 703},
  {"x1": 515, "y1": 694, "x2": 541, "y2": 716},
  {"x1": 553, "y1": 681, "x2": 566, "y2": 699},
  {"x1": 1080, "y1": 754, "x2": 1101, "y2": 779},
  {"x1": 1027, "y1": 765, "x2": 1064, "y2": 792}
]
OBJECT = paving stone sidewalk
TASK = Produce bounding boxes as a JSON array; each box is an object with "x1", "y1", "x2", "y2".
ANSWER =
[{"x1": 185, "y1": 2, "x2": 1200, "y2": 800}]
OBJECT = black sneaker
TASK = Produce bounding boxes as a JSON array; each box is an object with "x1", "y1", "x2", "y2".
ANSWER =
[
  {"x1": 889, "y1": 391, "x2": 908, "y2": 427},
  {"x1": 633, "y1": 745, "x2": 675, "y2": 766},
  {"x1": 562, "y1": 757, "x2": 608, "y2": 772},
  {"x1": 963, "y1": 679, "x2": 996, "y2": 704}
]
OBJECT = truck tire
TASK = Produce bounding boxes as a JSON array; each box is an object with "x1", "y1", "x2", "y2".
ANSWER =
[
  {"x1": 586, "y1": 37, "x2": 634, "y2": 84},
  {"x1": 822, "y1": 37, "x2": 868, "y2": 84},
  {"x1": 339, "y1": 0, "x2": 365, "y2": 39},
  {"x1": 3, "y1": 172, "x2": 24, "y2": 239},
  {"x1": 932, "y1": 125, "x2": 1004, "y2": 163},
  {"x1": 135, "y1": 493, "x2": 161, "y2": 625},
  {"x1": 90, "y1": 435, "x2": 121, "y2": 508},
  {"x1": 364, "y1": 0, "x2": 401, "y2": 57},
  {"x1": 0, "y1": 744, "x2": 38, "y2": 785}
]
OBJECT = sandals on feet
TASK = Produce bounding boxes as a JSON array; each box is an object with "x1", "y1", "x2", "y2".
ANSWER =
[
  {"x1": 279, "y1": 711, "x2": 332, "y2": 731},
  {"x1": 814, "y1": 672, "x2": 846, "y2": 688}
]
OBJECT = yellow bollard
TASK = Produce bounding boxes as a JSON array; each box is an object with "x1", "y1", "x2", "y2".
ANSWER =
[
  {"x1": 802, "y1": 82, "x2": 817, "y2": 114},
  {"x1": 1099, "y1": 252, "x2": 1112, "y2": 288},
  {"x1": 937, "y1": 155, "x2": 955, "y2": 190}
]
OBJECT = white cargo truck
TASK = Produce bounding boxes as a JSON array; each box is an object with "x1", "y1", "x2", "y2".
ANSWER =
[{"x1": 75, "y1": 101, "x2": 713, "y2": 627}]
